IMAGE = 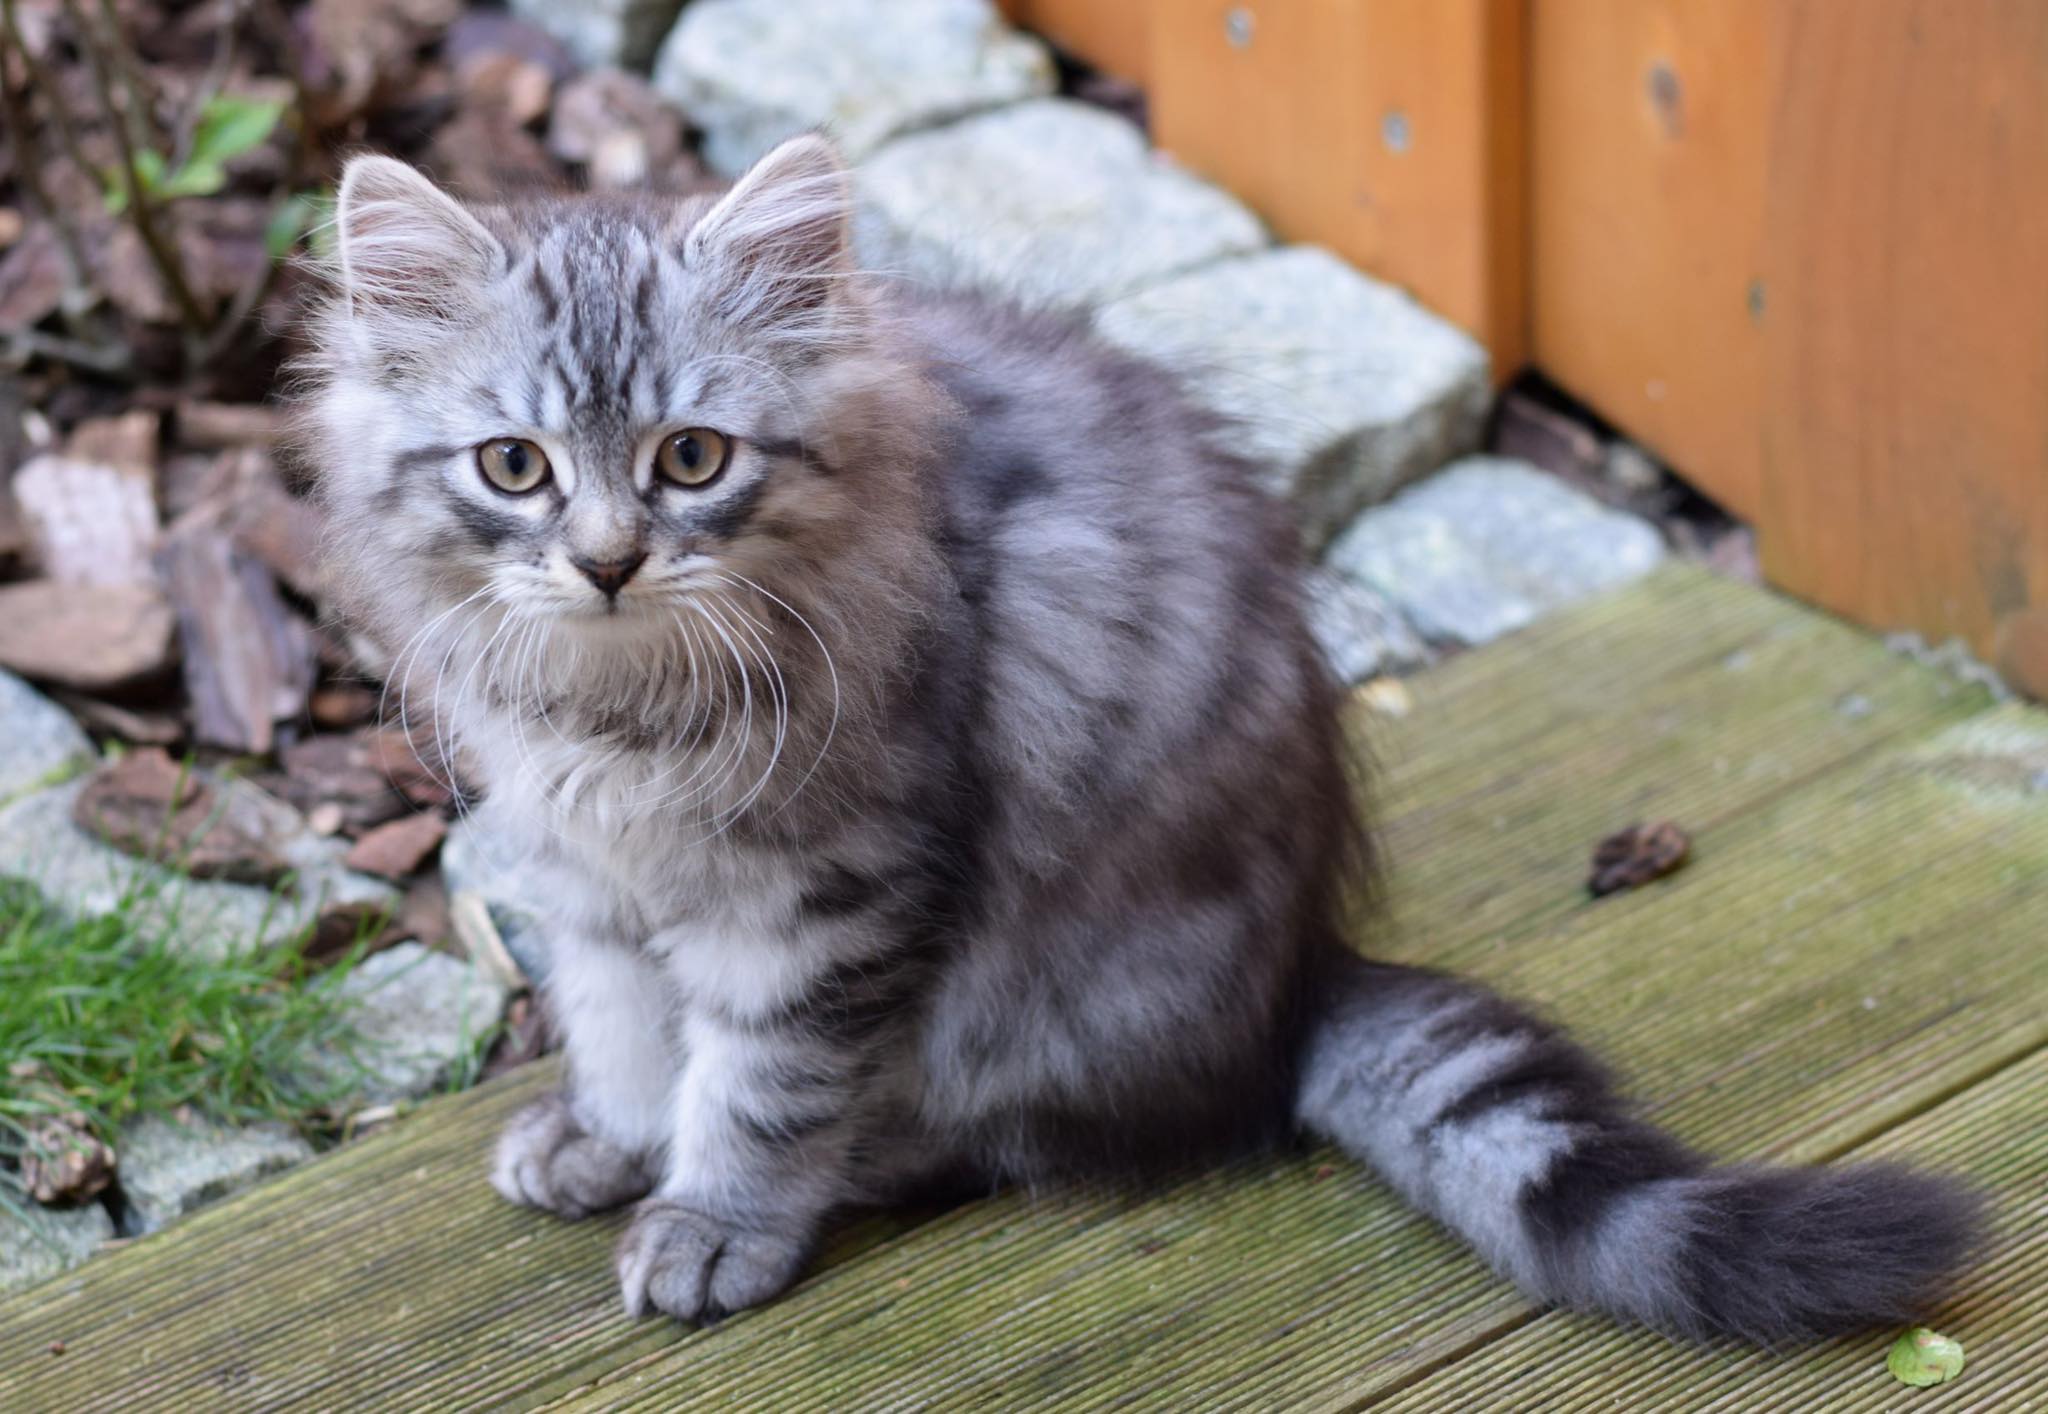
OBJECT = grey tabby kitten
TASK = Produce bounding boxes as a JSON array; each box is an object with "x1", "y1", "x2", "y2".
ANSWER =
[{"x1": 303, "y1": 135, "x2": 1978, "y2": 1341}]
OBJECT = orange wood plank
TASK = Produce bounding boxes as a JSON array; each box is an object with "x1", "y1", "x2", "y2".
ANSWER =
[
  {"x1": 998, "y1": 0, "x2": 1151, "y2": 82},
  {"x1": 1148, "y1": 0, "x2": 1528, "y2": 378},
  {"x1": 1758, "y1": 2, "x2": 2048, "y2": 697},
  {"x1": 1528, "y1": 0, "x2": 1771, "y2": 521}
]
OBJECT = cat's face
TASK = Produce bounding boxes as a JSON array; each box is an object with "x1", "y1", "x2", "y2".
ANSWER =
[{"x1": 306, "y1": 138, "x2": 901, "y2": 667}]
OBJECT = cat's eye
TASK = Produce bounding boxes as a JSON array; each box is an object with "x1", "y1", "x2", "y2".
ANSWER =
[
  {"x1": 477, "y1": 439, "x2": 551, "y2": 495},
  {"x1": 655, "y1": 428, "x2": 732, "y2": 488}
]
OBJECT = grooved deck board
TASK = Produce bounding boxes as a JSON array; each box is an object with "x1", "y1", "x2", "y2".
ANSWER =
[
  {"x1": 0, "y1": 567, "x2": 2040, "y2": 1411},
  {"x1": 1372, "y1": 1048, "x2": 2048, "y2": 1413}
]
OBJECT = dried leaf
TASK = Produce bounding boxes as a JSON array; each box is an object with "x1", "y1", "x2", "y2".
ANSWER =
[{"x1": 1588, "y1": 821, "x2": 1692, "y2": 897}]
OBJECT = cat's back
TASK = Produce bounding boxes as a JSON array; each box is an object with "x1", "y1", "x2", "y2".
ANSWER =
[
  {"x1": 885, "y1": 285, "x2": 1341, "y2": 890},
  {"x1": 900, "y1": 290, "x2": 1273, "y2": 530}
]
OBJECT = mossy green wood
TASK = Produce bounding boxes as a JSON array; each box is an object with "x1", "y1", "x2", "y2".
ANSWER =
[
  {"x1": 1363, "y1": 567, "x2": 1996, "y2": 964},
  {"x1": 550, "y1": 719, "x2": 2048, "y2": 1406},
  {"x1": 1373, "y1": 1047, "x2": 2048, "y2": 1413},
  {"x1": 0, "y1": 567, "x2": 2040, "y2": 1411},
  {"x1": 0, "y1": 1062, "x2": 927, "y2": 1412}
]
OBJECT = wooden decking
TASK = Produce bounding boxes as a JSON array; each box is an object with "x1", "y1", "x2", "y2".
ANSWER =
[{"x1": 3, "y1": 566, "x2": 2043, "y2": 1410}]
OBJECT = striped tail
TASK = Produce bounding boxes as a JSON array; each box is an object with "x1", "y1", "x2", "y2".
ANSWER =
[{"x1": 1294, "y1": 949, "x2": 1983, "y2": 1343}]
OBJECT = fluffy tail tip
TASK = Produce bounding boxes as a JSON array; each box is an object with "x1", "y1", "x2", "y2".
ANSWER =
[{"x1": 1639, "y1": 1160, "x2": 1988, "y2": 1344}]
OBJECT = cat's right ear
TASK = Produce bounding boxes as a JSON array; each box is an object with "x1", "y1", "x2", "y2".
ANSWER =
[
  {"x1": 683, "y1": 135, "x2": 851, "y2": 321},
  {"x1": 334, "y1": 156, "x2": 503, "y2": 321}
]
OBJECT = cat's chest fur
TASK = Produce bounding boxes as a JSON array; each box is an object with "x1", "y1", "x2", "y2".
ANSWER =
[
  {"x1": 479, "y1": 726, "x2": 792, "y2": 927},
  {"x1": 466, "y1": 715, "x2": 894, "y2": 1024}
]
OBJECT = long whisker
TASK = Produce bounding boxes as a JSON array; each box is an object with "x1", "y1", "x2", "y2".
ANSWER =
[
  {"x1": 622, "y1": 612, "x2": 714, "y2": 801},
  {"x1": 634, "y1": 609, "x2": 740, "y2": 814},
  {"x1": 689, "y1": 594, "x2": 779, "y2": 834},
  {"x1": 715, "y1": 571, "x2": 840, "y2": 817},
  {"x1": 702, "y1": 588, "x2": 789, "y2": 830},
  {"x1": 386, "y1": 584, "x2": 493, "y2": 782},
  {"x1": 418, "y1": 597, "x2": 497, "y2": 803},
  {"x1": 680, "y1": 596, "x2": 758, "y2": 817}
]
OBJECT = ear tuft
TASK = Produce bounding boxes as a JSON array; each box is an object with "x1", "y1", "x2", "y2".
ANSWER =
[
  {"x1": 685, "y1": 135, "x2": 852, "y2": 320},
  {"x1": 335, "y1": 155, "x2": 504, "y2": 321}
]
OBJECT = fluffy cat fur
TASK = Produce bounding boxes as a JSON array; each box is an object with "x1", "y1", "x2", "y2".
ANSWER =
[{"x1": 300, "y1": 136, "x2": 1980, "y2": 1340}]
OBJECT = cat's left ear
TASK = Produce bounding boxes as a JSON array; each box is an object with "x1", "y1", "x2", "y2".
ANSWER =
[{"x1": 684, "y1": 135, "x2": 851, "y2": 317}]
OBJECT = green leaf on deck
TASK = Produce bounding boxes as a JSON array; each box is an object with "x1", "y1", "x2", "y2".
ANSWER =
[{"x1": 1887, "y1": 1327, "x2": 1965, "y2": 1387}]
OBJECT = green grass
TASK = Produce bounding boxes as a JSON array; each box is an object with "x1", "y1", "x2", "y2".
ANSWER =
[{"x1": 0, "y1": 874, "x2": 373, "y2": 1218}]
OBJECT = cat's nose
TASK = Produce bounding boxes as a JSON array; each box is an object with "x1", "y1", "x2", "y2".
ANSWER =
[{"x1": 571, "y1": 551, "x2": 647, "y2": 598}]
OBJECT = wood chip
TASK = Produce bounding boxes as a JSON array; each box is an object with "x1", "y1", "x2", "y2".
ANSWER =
[
  {"x1": 1493, "y1": 390, "x2": 1605, "y2": 486},
  {"x1": 547, "y1": 69, "x2": 689, "y2": 190},
  {"x1": 271, "y1": 731, "x2": 412, "y2": 833},
  {"x1": 344, "y1": 810, "x2": 448, "y2": 880},
  {"x1": 178, "y1": 447, "x2": 327, "y2": 601},
  {"x1": 450, "y1": 889, "x2": 529, "y2": 994},
  {"x1": 50, "y1": 693, "x2": 185, "y2": 747},
  {"x1": 391, "y1": 871, "x2": 451, "y2": 949},
  {"x1": 71, "y1": 748, "x2": 293, "y2": 885},
  {"x1": 309, "y1": 682, "x2": 380, "y2": 731},
  {"x1": 0, "y1": 581, "x2": 177, "y2": 692},
  {"x1": 64, "y1": 410, "x2": 159, "y2": 480},
  {"x1": 1359, "y1": 676, "x2": 1414, "y2": 718},
  {"x1": 21, "y1": 1112, "x2": 115, "y2": 1206},
  {"x1": 11, "y1": 453, "x2": 160, "y2": 588},
  {"x1": 157, "y1": 520, "x2": 318, "y2": 754},
  {"x1": 308, "y1": 899, "x2": 396, "y2": 965},
  {"x1": 1588, "y1": 820, "x2": 1693, "y2": 897},
  {"x1": 174, "y1": 400, "x2": 283, "y2": 451}
]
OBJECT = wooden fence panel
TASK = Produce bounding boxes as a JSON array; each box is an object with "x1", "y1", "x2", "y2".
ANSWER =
[
  {"x1": 996, "y1": 0, "x2": 2048, "y2": 693},
  {"x1": 1528, "y1": 0, "x2": 1771, "y2": 521},
  {"x1": 997, "y1": 0, "x2": 1151, "y2": 81},
  {"x1": 1148, "y1": 0, "x2": 1528, "y2": 377},
  {"x1": 1759, "y1": 2, "x2": 2048, "y2": 697}
]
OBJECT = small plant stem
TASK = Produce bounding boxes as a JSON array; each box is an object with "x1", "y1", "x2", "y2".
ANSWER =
[
  {"x1": 96, "y1": 0, "x2": 161, "y2": 164},
  {"x1": 58, "y1": 0, "x2": 211, "y2": 338},
  {"x1": 0, "y1": 11, "x2": 96, "y2": 316},
  {"x1": 2, "y1": 326, "x2": 132, "y2": 376}
]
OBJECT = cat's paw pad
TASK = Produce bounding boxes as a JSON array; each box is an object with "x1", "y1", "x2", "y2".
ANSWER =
[
  {"x1": 615, "y1": 1199, "x2": 809, "y2": 1323},
  {"x1": 490, "y1": 1091, "x2": 656, "y2": 1220}
]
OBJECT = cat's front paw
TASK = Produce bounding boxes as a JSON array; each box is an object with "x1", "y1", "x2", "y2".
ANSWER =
[
  {"x1": 615, "y1": 1199, "x2": 810, "y2": 1323},
  {"x1": 491, "y1": 1091, "x2": 657, "y2": 1220}
]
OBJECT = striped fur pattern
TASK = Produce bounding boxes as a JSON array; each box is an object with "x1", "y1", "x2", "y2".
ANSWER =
[{"x1": 301, "y1": 137, "x2": 1979, "y2": 1337}]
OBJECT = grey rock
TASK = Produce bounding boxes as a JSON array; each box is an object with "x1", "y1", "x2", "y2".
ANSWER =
[
  {"x1": 1, "y1": 1200, "x2": 112, "y2": 1294},
  {"x1": 440, "y1": 813, "x2": 552, "y2": 986},
  {"x1": 1324, "y1": 456, "x2": 1668, "y2": 649},
  {"x1": 115, "y1": 1114, "x2": 313, "y2": 1236},
  {"x1": 326, "y1": 944, "x2": 512, "y2": 1104},
  {"x1": 0, "y1": 668, "x2": 92, "y2": 806},
  {"x1": 1303, "y1": 568, "x2": 1431, "y2": 685},
  {"x1": 656, "y1": 0, "x2": 1053, "y2": 176},
  {"x1": 855, "y1": 100, "x2": 1268, "y2": 313},
  {"x1": 0, "y1": 776, "x2": 397, "y2": 959},
  {"x1": 505, "y1": 0, "x2": 685, "y2": 70},
  {"x1": 1096, "y1": 246, "x2": 1490, "y2": 549}
]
